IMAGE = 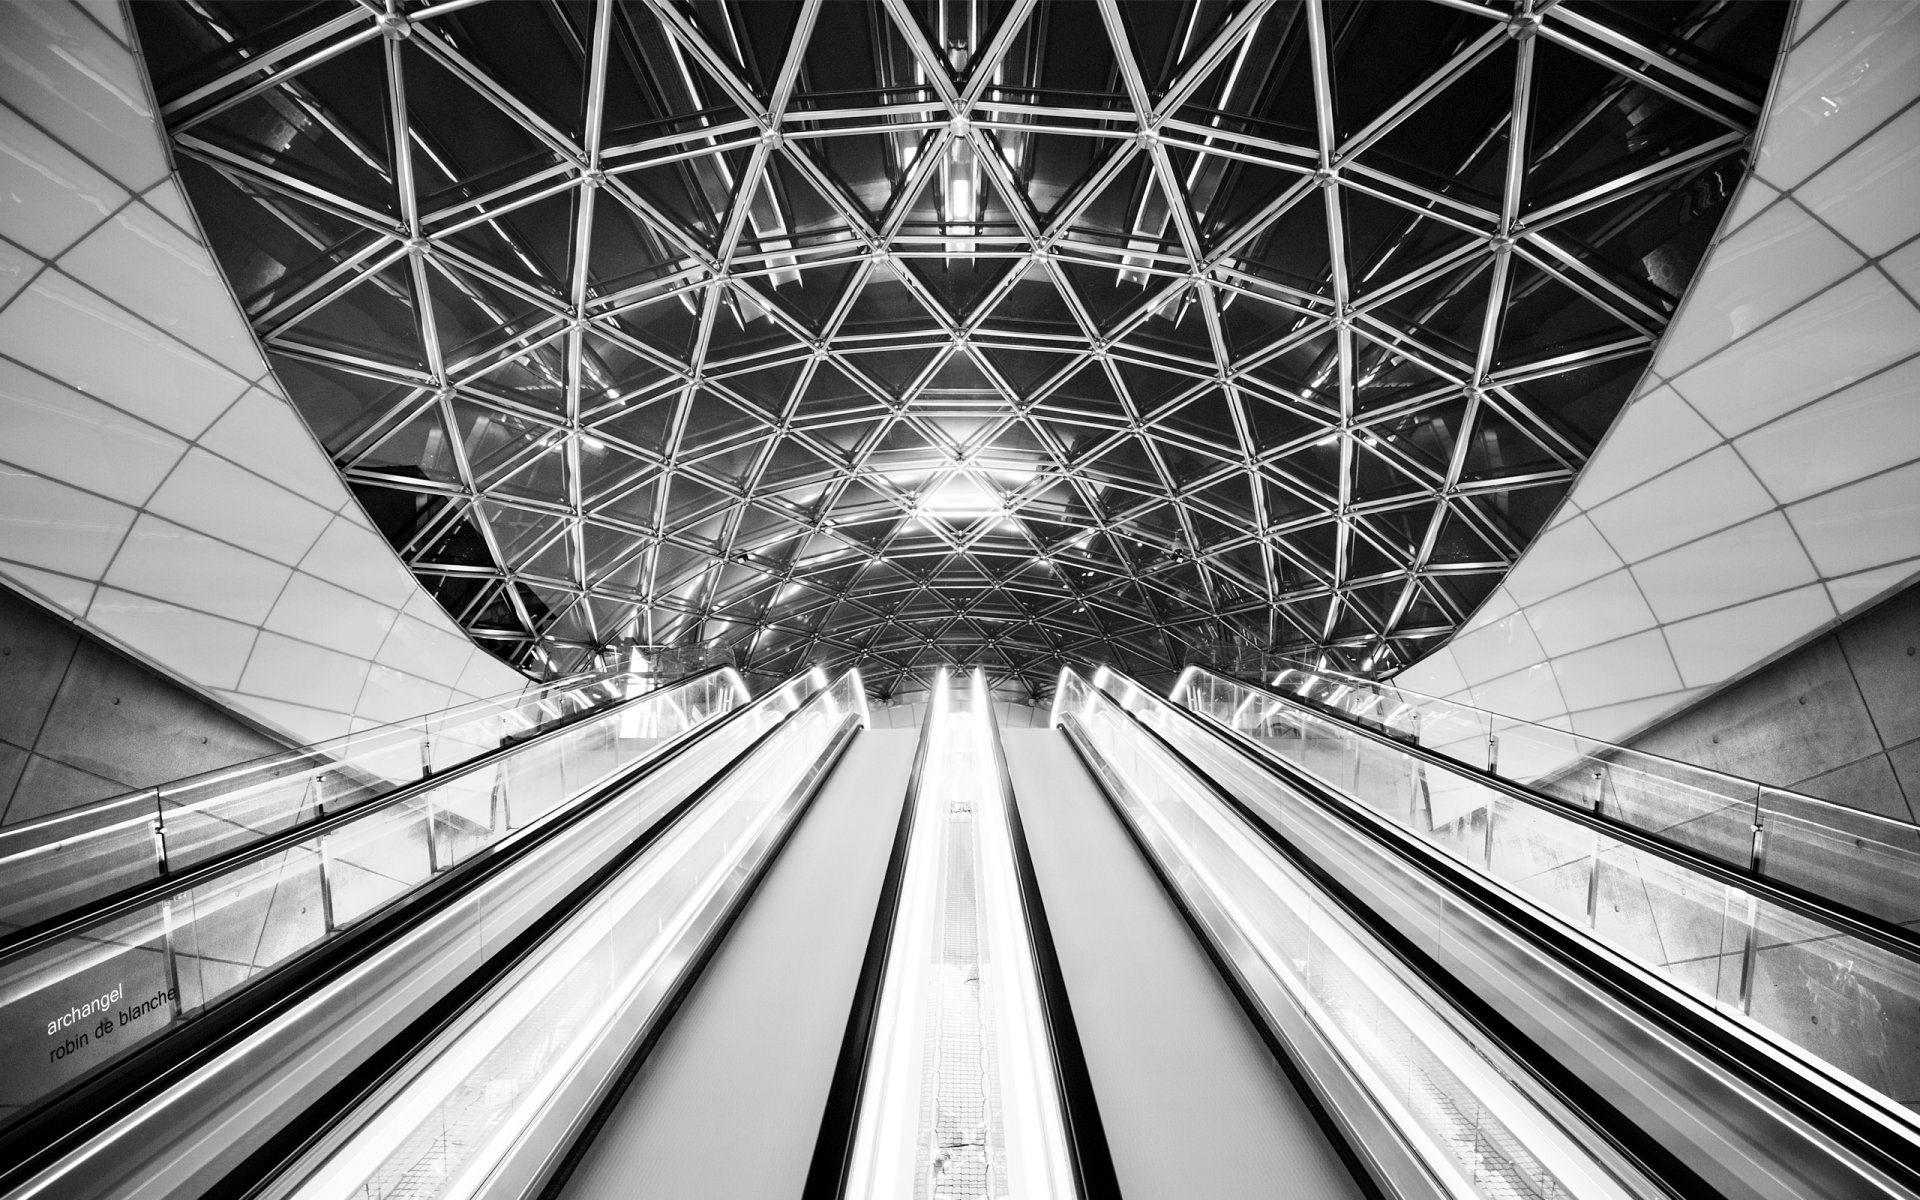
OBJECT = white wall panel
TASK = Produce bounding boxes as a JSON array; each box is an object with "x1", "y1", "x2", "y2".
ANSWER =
[
  {"x1": 0, "y1": 1, "x2": 528, "y2": 748},
  {"x1": 1396, "y1": 0, "x2": 1920, "y2": 747}
]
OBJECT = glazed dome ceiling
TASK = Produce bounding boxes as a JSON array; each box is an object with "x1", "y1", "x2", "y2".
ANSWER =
[{"x1": 132, "y1": 0, "x2": 1785, "y2": 699}]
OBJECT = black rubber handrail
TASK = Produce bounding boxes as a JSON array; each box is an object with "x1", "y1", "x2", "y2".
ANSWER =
[
  {"x1": 982, "y1": 699, "x2": 1125, "y2": 1200},
  {"x1": 0, "y1": 669, "x2": 817, "y2": 1195},
  {"x1": 800, "y1": 697, "x2": 938, "y2": 1200},
  {"x1": 1070, "y1": 679, "x2": 1920, "y2": 1196},
  {"x1": 0, "y1": 665, "x2": 739, "y2": 967},
  {"x1": 1179, "y1": 666, "x2": 1920, "y2": 966}
]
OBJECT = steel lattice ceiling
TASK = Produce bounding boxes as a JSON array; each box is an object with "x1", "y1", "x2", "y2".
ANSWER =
[{"x1": 134, "y1": 0, "x2": 1784, "y2": 701}]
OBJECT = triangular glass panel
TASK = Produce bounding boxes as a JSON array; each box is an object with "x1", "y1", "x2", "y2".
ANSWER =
[
  {"x1": 740, "y1": 255, "x2": 861, "y2": 335},
  {"x1": 1216, "y1": 284, "x2": 1311, "y2": 362},
  {"x1": 472, "y1": 339, "x2": 571, "y2": 416},
  {"x1": 1523, "y1": 39, "x2": 1722, "y2": 214},
  {"x1": 1119, "y1": 284, "x2": 1219, "y2": 364},
  {"x1": 1367, "y1": 254, "x2": 1494, "y2": 363},
  {"x1": 1426, "y1": 505, "x2": 1506, "y2": 569},
  {"x1": 843, "y1": 345, "x2": 940, "y2": 397},
  {"x1": 577, "y1": 439, "x2": 649, "y2": 499},
  {"x1": 1117, "y1": 0, "x2": 1240, "y2": 95},
  {"x1": 1236, "y1": 391, "x2": 1328, "y2": 456},
  {"x1": 269, "y1": 352, "x2": 415, "y2": 450},
  {"x1": 452, "y1": 399, "x2": 547, "y2": 481},
  {"x1": 1064, "y1": 154, "x2": 1183, "y2": 259},
  {"x1": 1233, "y1": 189, "x2": 1334, "y2": 296},
  {"x1": 976, "y1": 346, "x2": 1077, "y2": 394},
  {"x1": 1497, "y1": 351, "x2": 1644, "y2": 445},
  {"x1": 900, "y1": 252, "x2": 1020, "y2": 325},
  {"x1": 1055, "y1": 255, "x2": 1174, "y2": 336},
  {"x1": 978, "y1": 261, "x2": 1085, "y2": 338},
  {"x1": 1158, "y1": 386, "x2": 1239, "y2": 453},
  {"x1": 1350, "y1": 44, "x2": 1512, "y2": 207},
  {"x1": 580, "y1": 329, "x2": 681, "y2": 407},
  {"x1": 679, "y1": 386, "x2": 769, "y2": 454},
  {"x1": 1169, "y1": 10, "x2": 1314, "y2": 143},
  {"x1": 491, "y1": 437, "x2": 571, "y2": 503},
  {"x1": 1110, "y1": 354, "x2": 1194, "y2": 413},
  {"x1": 1037, "y1": 360, "x2": 1122, "y2": 422},
  {"x1": 585, "y1": 195, "x2": 686, "y2": 296},
  {"x1": 192, "y1": 79, "x2": 395, "y2": 219},
  {"x1": 984, "y1": 125, "x2": 1121, "y2": 223},
  {"x1": 610, "y1": 288, "x2": 702, "y2": 361},
  {"x1": 442, "y1": 185, "x2": 579, "y2": 288},
  {"x1": 1496, "y1": 259, "x2": 1639, "y2": 367},
  {"x1": 840, "y1": 261, "x2": 943, "y2": 337},
  {"x1": 416, "y1": 4, "x2": 585, "y2": 143},
  {"x1": 427, "y1": 258, "x2": 550, "y2": 369},
  {"x1": 1241, "y1": 326, "x2": 1337, "y2": 400},
  {"x1": 1340, "y1": 185, "x2": 1434, "y2": 291},
  {"x1": 704, "y1": 283, "x2": 811, "y2": 364},
  {"x1": 288, "y1": 261, "x2": 427, "y2": 372},
  {"x1": 596, "y1": 393, "x2": 678, "y2": 458},
  {"x1": 480, "y1": 499, "x2": 565, "y2": 561},
  {"x1": 1460, "y1": 401, "x2": 1565, "y2": 481},
  {"x1": 354, "y1": 400, "x2": 462, "y2": 484},
  {"x1": 619, "y1": 148, "x2": 754, "y2": 250},
  {"x1": 598, "y1": 7, "x2": 751, "y2": 144},
  {"x1": 664, "y1": 473, "x2": 732, "y2": 527},
  {"x1": 750, "y1": 149, "x2": 864, "y2": 251}
]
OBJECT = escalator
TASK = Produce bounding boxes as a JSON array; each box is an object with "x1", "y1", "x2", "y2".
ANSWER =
[
  {"x1": 0, "y1": 665, "x2": 830, "y2": 1199},
  {"x1": 9, "y1": 661, "x2": 1916, "y2": 1200},
  {"x1": 1066, "y1": 665, "x2": 1920, "y2": 1200}
]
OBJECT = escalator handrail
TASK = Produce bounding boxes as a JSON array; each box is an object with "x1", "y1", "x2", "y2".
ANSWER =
[
  {"x1": 801, "y1": 689, "x2": 939, "y2": 1200},
  {"x1": 0, "y1": 669, "x2": 823, "y2": 1195},
  {"x1": 0, "y1": 665, "x2": 744, "y2": 968},
  {"x1": 1074, "y1": 672, "x2": 1920, "y2": 1193},
  {"x1": 1178, "y1": 666, "x2": 1920, "y2": 967},
  {"x1": 980, "y1": 699, "x2": 1126, "y2": 1200}
]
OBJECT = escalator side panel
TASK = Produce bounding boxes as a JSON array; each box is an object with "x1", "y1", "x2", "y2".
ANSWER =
[
  {"x1": 1001, "y1": 730, "x2": 1369, "y2": 1200},
  {"x1": 554, "y1": 730, "x2": 919, "y2": 1200}
]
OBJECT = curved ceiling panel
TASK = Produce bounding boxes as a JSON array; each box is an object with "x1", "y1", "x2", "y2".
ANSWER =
[{"x1": 131, "y1": 0, "x2": 1786, "y2": 700}]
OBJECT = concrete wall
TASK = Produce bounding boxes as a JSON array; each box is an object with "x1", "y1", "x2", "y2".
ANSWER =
[
  {"x1": 0, "y1": 582, "x2": 285, "y2": 827},
  {"x1": 1625, "y1": 580, "x2": 1920, "y2": 827}
]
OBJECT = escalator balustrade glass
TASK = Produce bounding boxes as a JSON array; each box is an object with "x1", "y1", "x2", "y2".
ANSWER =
[
  {"x1": 1160, "y1": 667, "x2": 1920, "y2": 1116},
  {"x1": 0, "y1": 667, "x2": 714, "y2": 935},
  {"x1": 1055, "y1": 668, "x2": 1656, "y2": 1200},
  {"x1": 0, "y1": 667, "x2": 760, "y2": 1126},
  {"x1": 1179, "y1": 664, "x2": 1920, "y2": 930}
]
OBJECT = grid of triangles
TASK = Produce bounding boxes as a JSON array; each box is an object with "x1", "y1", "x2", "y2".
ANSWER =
[{"x1": 135, "y1": 0, "x2": 1784, "y2": 700}]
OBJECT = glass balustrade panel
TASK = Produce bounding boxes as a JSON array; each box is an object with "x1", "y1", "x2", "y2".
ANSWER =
[{"x1": 0, "y1": 668, "x2": 766, "y2": 1122}]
